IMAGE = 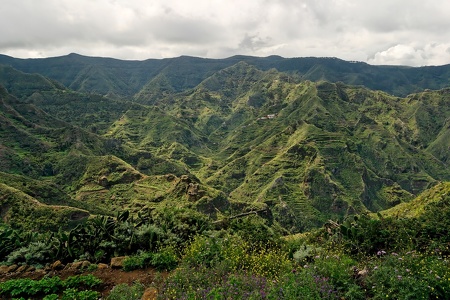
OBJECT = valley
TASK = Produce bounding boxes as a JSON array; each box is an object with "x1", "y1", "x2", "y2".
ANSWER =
[{"x1": 1, "y1": 54, "x2": 450, "y2": 298}]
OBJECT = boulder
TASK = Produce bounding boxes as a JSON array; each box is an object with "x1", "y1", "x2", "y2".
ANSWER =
[
  {"x1": 0, "y1": 265, "x2": 10, "y2": 275},
  {"x1": 16, "y1": 265, "x2": 28, "y2": 273},
  {"x1": 110, "y1": 256, "x2": 128, "y2": 269},
  {"x1": 141, "y1": 287, "x2": 158, "y2": 300},
  {"x1": 81, "y1": 260, "x2": 91, "y2": 269},
  {"x1": 51, "y1": 260, "x2": 65, "y2": 270},
  {"x1": 7, "y1": 264, "x2": 18, "y2": 273},
  {"x1": 98, "y1": 263, "x2": 109, "y2": 269},
  {"x1": 26, "y1": 265, "x2": 36, "y2": 272},
  {"x1": 70, "y1": 261, "x2": 83, "y2": 270}
]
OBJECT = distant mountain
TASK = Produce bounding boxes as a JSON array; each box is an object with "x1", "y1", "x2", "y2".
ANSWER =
[
  {"x1": 1, "y1": 53, "x2": 450, "y2": 98},
  {"x1": 1, "y1": 59, "x2": 450, "y2": 232}
]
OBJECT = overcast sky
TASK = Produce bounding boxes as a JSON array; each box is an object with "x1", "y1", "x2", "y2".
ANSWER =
[{"x1": 1, "y1": 0, "x2": 450, "y2": 66}]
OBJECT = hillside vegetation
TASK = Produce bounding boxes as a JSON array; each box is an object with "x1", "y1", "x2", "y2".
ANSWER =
[
  {"x1": 1, "y1": 59, "x2": 450, "y2": 231},
  {"x1": 1, "y1": 55, "x2": 450, "y2": 298}
]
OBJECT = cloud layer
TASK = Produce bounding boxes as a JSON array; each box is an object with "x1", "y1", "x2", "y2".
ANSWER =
[{"x1": 1, "y1": 0, "x2": 450, "y2": 66}]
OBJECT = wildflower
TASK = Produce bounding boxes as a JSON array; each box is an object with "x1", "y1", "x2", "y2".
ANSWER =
[
  {"x1": 392, "y1": 252, "x2": 398, "y2": 256},
  {"x1": 397, "y1": 275, "x2": 402, "y2": 280}
]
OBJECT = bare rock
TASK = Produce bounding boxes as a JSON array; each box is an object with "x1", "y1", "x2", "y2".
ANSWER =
[
  {"x1": 98, "y1": 263, "x2": 109, "y2": 269},
  {"x1": 0, "y1": 265, "x2": 10, "y2": 275},
  {"x1": 357, "y1": 267, "x2": 369, "y2": 279},
  {"x1": 26, "y1": 265, "x2": 36, "y2": 272},
  {"x1": 180, "y1": 175, "x2": 190, "y2": 183},
  {"x1": 33, "y1": 269, "x2": 48, "y2": 278},
  {"x1": 7, "y1": 264, "x2": 18, "y2": 273},
  {"x1": 16, "y1": 265, "x2": 28, "y2": 273},
  {"x1": 98, "y1": 176, "x2": 109, "y2": 187},
  {"x1": 110, "y1": 256, "x2": 128, "y2": 269},
  {"x1": 71, "y1": 261, "x2": 83, "y2": 270},
  {"x1": 81, "y1": 260, "x2": 91, "y2": 269},
  {"x1": 141, "y1": 287, "x2": 158, "y2": 300},
  {"x1": 51, "y1": 260, "x2": 65, "y2": 270}
]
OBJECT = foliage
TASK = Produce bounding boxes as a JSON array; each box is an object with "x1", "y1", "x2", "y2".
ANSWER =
[
  {"x1": 62, "y1": 274, "x2": 102, "y2": 289},
  {"x1": 0, "y1": 277, "x2": 62, "y2": 297},
  {"x1": 0, "y1": 224, "x2": 36, "y2": 262},
  {"x1": 366, "y1": 252, "x2": 450, "y2": 299},
  {"x1": 3, "y1": 52, "x2": 450, "y2": 299},
  {"x1": 123, "y1": 251, "x2": 154, "y2": 271},
  {"x1": 150, "y1": 247, "x2": 179, "y2": 271},
  {"x1": 158, "y1": 264, "x2": 339, "y2": 299},
  {"x1": 123, "y1": 247, "x2": 178, "y2": 271},
  {"x1": 6, "y1": 241, "x2": 55, "y2": 266},
  {"x1": 60, "y1": 288, "x2": 100, "y2": 300},
  {"x1": 0, "y1": 275, "x2": 101, "y2": 299},
  {"x1": 106, "y1": 282, "x2": 145, "y2": 300}
]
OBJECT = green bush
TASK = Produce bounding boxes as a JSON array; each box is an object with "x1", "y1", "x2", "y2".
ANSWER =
[
  {"x1": 0, "y1": 277, "x2": 62, "y2": 297},
  {"x1": 269, "y1": 270, "x2": 338, "y2": 299},
  {"x1": 61, "y1": 288, "x2": 100, "y2": 300},
  {"x1": 107, "y1": 282, "x2": 145, "y2": 300},
  {"x1": 123, "y1": 251, "x2": 153, "y2": 271},
  {"x1": 123, "y1": 248, "x2": 178, "y2": 271},
  {"x1": 313, "y1": 252, "x2": 364, "y2": 299},
  {"x1": 0, "y1": 275, "x2": 101, "y2": 298},
  {"x1": 151, "y1": 247, "x2": 178, "y2": 271},
  {"x1": 6, "y1": 241, "x2": 55, "y2": 266},
  {"x1": 63, "y1": 274, "x2": 102, "y2": 289},
  {"x1": 182, "y1": 235, "x2": 223, "y2": 267},
  {"x1": 365, "y1": 252, "x2": 450, "y2": 299}
]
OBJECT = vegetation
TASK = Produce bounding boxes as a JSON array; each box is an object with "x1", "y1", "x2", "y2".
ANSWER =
[
  {"x1": 0, "y1": 274, "x2": 101, "y2": 299},
  {"x1": 1, "y1": 54, "x2": 450, "y2": 297}
]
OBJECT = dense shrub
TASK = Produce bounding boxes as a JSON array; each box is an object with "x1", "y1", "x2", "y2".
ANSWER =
[
  {"x1": 0, "y1": 275, "x2": 102, "y2": 298},
  {"x1": 107, "y1": 282, "x2": 145, "y2": 300},
  {"x1": 6, "y1": 241, "x2": 55, "y2": 266}
]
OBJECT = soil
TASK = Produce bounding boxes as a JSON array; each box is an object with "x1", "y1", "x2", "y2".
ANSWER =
[{"x1": 0, "y1": 266, "x2": 165, "y2": 298}]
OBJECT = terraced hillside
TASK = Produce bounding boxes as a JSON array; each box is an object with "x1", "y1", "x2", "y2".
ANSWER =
[{"x1": 1, "y1": 58, "x2": 450, "y2": 233}]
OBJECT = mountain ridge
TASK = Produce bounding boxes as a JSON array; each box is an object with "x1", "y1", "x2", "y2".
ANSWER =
[{"x1": 1, "y1": 53, "x2": 450, "y2": 97}]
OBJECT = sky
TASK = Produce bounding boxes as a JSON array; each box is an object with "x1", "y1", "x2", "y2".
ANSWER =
[{"x1": 1, "y1": 0, "x2": 450, "y2": 66}]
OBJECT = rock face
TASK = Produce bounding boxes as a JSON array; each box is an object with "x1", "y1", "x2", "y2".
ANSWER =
[{"x1": 110, "y1": 256, "x2": 128, "y2": 269}]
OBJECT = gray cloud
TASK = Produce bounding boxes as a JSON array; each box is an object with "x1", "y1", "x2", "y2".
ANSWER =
[{"x1": 1, "y1": 0, "x2": 450, "y2": 66}]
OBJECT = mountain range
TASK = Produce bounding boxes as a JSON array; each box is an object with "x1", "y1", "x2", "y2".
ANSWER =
[{"x1": 1, "y1": 53, "x2": 450, "y2": 233}]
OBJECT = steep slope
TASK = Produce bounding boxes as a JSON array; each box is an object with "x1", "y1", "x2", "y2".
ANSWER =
[
  {"x1": 0, "y1": 75, "x2": 227, "y2": 225},
  {"x1": 1, "y1": 62, "x2": 450, "y2": 233},
  {"x1": 0, "y1": 183, "x2": 90, "y2": 231},
  {"x1": 140, "y1": 64, "x2": 450, "y2": 231},
  {"x1": 380, "y1": 181, "x2": 450, "y2": 219}
]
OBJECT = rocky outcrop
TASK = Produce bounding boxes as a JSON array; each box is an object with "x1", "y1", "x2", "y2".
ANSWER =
[{"x1": 110, "y1": 256, "x2": 128, "y2": 269}]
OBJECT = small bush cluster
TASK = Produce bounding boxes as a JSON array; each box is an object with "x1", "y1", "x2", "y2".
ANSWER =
[
  {"x1": 107, "y1": 282, "x2": 145, "y2": 300},
  {"x1": 0, "y1": 274, "x2": 102, "y2": 299},
  {"x1": 123, "y1": 247, "x2": 178, "y2": 271}
]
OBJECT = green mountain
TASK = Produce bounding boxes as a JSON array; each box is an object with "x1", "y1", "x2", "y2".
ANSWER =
[
  {"x1": 1, "y1": 53, "x2": 450, "y2": 97},
  {"x1": 1, "y1": 58, "x2": 450, "y2": 233}
]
